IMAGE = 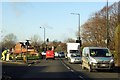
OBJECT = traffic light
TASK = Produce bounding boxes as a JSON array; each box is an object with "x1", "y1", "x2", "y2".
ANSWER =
[
  {"x1": 76, "y1": 39, "x2": 82, "y2": 47},
  {"x1": 76, "y1": 39, "x2": 81, "y2": 43},
  {"x1": 46, "y1": 38, "x2": 49, "y2": 42},
  {"x1": 25, "y1": 41, "x2": 30, "y2": 46}
]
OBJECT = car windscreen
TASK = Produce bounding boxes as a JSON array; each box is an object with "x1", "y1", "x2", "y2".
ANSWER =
[
  {"x1": 90, "y1": 49, "x2": 112, "y2": 57},
  {"x1": 71, "y1": 53, "x2": 80, "y2": 57},
  {"x1": 60, "y1": 52, "x2": 64, "y2": 54}
]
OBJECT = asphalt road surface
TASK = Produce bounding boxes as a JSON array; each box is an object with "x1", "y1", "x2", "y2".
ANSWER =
[{"x1": 1, "y1": 58, "x2": 120, "y2": 80}]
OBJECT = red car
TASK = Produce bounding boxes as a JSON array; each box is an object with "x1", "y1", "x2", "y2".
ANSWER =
[{"x1": 46, "y1": 50, "x2": 55, "y2": 60}]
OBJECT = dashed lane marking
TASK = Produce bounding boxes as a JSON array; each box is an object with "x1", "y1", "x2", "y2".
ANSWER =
[
  {"x1": 61, "y1": 60, "x2": 86, "y2": 80},
  {"x1": 28, "y1": 64, "x2": 31, "y2": 66},
  {"x1": 71, "y1": 69, "x2": 74, "y2": 72},
  {"x1": 78, "y1": 75, "x2": 85, "y2": 80}
]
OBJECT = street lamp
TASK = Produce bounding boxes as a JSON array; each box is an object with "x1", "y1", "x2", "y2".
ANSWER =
[
  {"x1": 71, "y1": 13, "x2": 81, "y2": 45},
  {"x1": 40, "y1": 27, "x2": 46, "y2": 45},
  {"x1": 40, "y1": 27, "x2": 46, "y2": 51}
]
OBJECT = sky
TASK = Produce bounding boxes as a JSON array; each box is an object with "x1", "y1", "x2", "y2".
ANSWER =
[{"x1": 1, "y1": 0, "x2": 119, "y2": 42}]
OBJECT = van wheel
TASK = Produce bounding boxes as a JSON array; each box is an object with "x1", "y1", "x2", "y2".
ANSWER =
[
  {"x1": 88, "y1": 66, "x2": 92, "y2": 72},
  {"x1": 82, "y1": 65, "x2": 85, "y2": 70},
  {"x1": 89, "y1": 68, "x2": 92, "y2": 72}
]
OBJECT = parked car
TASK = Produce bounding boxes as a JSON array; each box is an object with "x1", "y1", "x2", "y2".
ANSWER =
[
  {"x1": 58, "y1": 52, "x2": 65, "y2": 58},
  {"x1": 82, "y1": 47, "x2": 115, "y2": 72},
  {"x1": 68, "y1": 53, "x2": 82, "y2": 64}
]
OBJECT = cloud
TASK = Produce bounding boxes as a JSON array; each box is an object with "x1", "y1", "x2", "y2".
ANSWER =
[{"x1": 11, "y1": 2, "x2": 22, "y2": 17}]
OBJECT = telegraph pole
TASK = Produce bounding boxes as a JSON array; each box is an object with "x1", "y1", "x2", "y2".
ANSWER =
[{"x1": 106, "y1": 0, "x2": 109, "y2": 48}]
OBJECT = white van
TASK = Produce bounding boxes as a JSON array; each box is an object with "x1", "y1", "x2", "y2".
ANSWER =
[{"x1": 82, "y1": 47, "x2": 115, "y2": 72}]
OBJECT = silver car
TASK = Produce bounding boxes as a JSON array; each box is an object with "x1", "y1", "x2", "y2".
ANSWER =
[{"x1": 68, "y1": 53, "x2": 82, "y2": 64}]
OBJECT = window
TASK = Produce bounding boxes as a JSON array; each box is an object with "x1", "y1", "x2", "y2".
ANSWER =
[{"x1": 90, "y1": 49, "x2": 112, "y2": 57}]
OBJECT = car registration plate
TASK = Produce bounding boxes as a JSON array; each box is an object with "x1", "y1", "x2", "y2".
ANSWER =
[{"x1": 101, "y1": 64, "x2": 106, "y2": 67}]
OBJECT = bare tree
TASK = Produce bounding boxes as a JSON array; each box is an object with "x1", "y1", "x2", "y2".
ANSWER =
[
  {"x1": 81, "y1": 2, "x2": 118, "y2": 49},
  {"x1": 30, "y1": 35, "x2": 42, "y2": 52},
  {"x1": 64, "y1": 38, "x2": 76, "y2": 43},
  {"x1": 1, "y1": 33, "x2": 17, "y2": 49},
  {"x1": 30, "y1": 35, "x2": 42, "y2": 46},
  {"x1": 115, "y1": 24, "x2": 120, "y2": 66}
]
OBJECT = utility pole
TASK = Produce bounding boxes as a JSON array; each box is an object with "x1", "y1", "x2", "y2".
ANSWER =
[{"x1": 106, "y1": 0, "x2": 109, "y2": 48}]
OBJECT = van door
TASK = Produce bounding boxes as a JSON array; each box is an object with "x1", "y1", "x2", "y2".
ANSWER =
[{"x1": 82, "y1": 48, "x2": 89, "y2": 69}]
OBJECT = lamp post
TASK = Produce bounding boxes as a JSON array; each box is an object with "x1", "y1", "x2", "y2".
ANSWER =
[
  {"x1": 40, "y1": 27, "x2": 46, "y2": 44},
  {"x1": 40, "y1": 27, "x2": 46, "y2": 51},
  {"x1": 71, "y1": 13, "x2": 81, "y2": 45}
]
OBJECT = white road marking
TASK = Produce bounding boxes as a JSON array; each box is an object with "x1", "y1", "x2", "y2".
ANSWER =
[
  {"x1": 60, "y1": 59, "x2": 85, "y2": 80},
  {"x1": 71, "y1": 69, "x2": 74, "y2": 72},
  {"x1": 78, "y1": 75, "x2": 85, "y2": 80},
  {"x1": 28, "y1": 64, "x2": 31, "y2": 66}
]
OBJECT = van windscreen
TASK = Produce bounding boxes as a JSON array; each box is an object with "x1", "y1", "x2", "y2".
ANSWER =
[
  {"x1": 70, "y1": 50, "x2": 79, "y2": 53},
  {"x1": 90, "y1": 49, "x2": 112, "y2": 57}
]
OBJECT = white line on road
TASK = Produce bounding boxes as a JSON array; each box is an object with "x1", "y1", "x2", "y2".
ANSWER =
[
  {"x1": 28, "y1": 64, "x2": 31, "y2": 66},
  {"x1": 78, "y1": 75, "x2": 85, "y2": 80},
  {"x1": 61, "y1": 60, "x2": 86, "y2": 80},
  {"x1": 71, "y1": 69, "x2": 74, "y2": 72},
  {"x1": 62, "y1": 62, "x2": 70, "y2": 69}
]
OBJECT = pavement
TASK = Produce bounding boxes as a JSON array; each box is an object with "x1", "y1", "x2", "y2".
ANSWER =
[{"x1": 0, "y1": 59, "x2": 41, "y2": 65}]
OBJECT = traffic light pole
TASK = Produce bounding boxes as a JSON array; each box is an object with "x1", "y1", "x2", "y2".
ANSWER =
[{"x1": 26, "y1": 40, "x2": 30, "y2": 64}]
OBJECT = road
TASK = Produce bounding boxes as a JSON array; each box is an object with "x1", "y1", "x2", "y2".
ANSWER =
[
  {"x1": 1, "y1": 58, "x2": 120, "y2": 80},
  {"x1": 62, "y1": 58, "x2": 120, "y2": 80}
]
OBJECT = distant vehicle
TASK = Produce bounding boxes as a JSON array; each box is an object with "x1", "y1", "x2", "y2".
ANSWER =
[
  {"x1": 41, "y1": 51, "x2": 46, "y2": 56},
  {"x1": 55, "y1": 52, "x2": 59, "y2": 57},
  {"x1": 82, "y1": 47, "x2": 115, "y2": 72},
  {"x1": 58, "y1": 52, "x2": 65, "y2": 58},
  {"x1": 66, "y1": 43, "x2": 81, "y2": 59},
  {"x1": 46, "y1": 48, "x2": 55, "y2": 60},
  {"x1": 68, "y1": 53, "x2": 82, "y2": 64}
]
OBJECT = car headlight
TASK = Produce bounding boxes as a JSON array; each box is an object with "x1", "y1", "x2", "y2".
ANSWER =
[
  {"x1": 90, "y1": 60, "x2": 97, "y2": 64},
  {"x1": 110, "y1": 59, "x2": 114, "y2": 63},
  {"x1": 92, "y1": 63, "x2": 97, "y2": 66},
  {"x1": 71, "y1": 59, "x2": 75, "y2": 62}
]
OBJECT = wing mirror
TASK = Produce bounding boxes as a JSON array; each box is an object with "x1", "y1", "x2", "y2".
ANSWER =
[{"x1": 112, "y1": 54, "x2": 114, "y2": 57}]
